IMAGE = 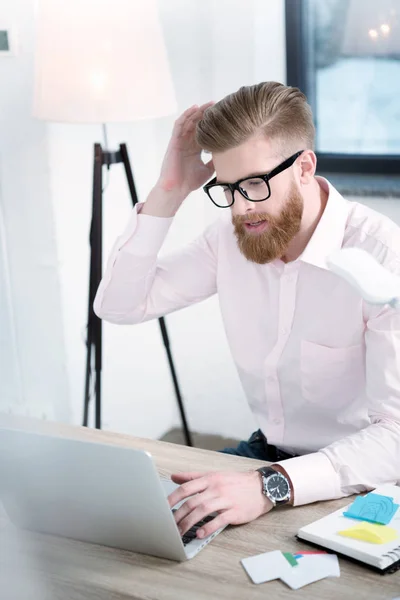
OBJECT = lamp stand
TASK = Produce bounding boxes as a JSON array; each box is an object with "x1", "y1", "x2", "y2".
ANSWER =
[{"x1": 83, "y1": 142, "x2": 193, "y2": 447}]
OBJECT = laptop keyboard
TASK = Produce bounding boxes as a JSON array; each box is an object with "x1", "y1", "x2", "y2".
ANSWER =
[{"x1": 172, "y1": 509, "x2": 215, "y2": 546}]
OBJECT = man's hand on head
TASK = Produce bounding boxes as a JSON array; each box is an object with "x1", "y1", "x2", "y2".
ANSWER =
[{"x1": 167, "y1": 470, "x2": 273, "y2": 539}]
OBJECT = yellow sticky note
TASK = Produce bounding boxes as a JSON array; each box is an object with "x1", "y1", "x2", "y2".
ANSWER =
[{"x1": 338, "y1": 521, "x2": 398, "y2": 544}]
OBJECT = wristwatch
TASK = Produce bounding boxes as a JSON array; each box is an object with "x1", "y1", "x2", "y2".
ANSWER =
[{"x1": 256, "y1": 466, "x2": 292, "y2": 506}]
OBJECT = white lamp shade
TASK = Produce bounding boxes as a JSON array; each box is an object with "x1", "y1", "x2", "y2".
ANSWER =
[{"x1": 33, "y1": 0, "x2": 178, "y2": 123}]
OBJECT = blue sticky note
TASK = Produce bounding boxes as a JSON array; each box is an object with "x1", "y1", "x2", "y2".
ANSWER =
[{"x1": 343, "y1": 493, "x2": 399, "y2": 525}]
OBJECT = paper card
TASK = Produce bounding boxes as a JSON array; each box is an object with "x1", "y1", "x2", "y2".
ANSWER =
[
  {"x1": 280, "y1": 554, "x2": 340, "y2": 590},
  {"x1": 338, "y1": 522, "x2": 398, "y2": 544},
  {"x1": 293, "y1": 550, "x2": 327, "y2": 558},
  {"x1": 241, "y1": 550, "x2": 292, "y2": 584},
  {"x1": 343, "y1": 493, "x2": 399, "y2": 525},
  {"x1": 282, "y1": 552, "x2": 298, "y2": 566}
]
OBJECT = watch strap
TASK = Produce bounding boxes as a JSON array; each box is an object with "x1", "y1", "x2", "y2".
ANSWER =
[{"x1": 257, "y1": 466, "x2": 279, "y2": 478}]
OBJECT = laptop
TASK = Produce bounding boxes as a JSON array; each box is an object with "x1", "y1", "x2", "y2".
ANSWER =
[{"x1": 0, "y1": 427, "x2": 226, "y2": 561}]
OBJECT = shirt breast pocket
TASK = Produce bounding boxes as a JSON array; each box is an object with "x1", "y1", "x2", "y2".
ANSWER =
[{"x1": 300, "y1": 340, "x2": 365, "y2": 407}]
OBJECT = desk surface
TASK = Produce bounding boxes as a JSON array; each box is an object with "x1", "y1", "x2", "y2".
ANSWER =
[{"x1": 1, "y1": 415, "x2": 399, "y2": 600}]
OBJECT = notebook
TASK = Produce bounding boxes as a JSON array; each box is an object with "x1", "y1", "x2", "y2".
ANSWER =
[{"x1": 297, "y1": 485, "x2": 400, "y2": 574}]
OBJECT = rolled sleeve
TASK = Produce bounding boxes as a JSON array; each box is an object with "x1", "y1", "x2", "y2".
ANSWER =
[{"x1": 277, "y1": 452, "x2": 342, "y2": 506}]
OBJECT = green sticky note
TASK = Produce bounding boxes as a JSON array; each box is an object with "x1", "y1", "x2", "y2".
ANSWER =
[{"x1": 282, "y1": 552, "x2": 298, "y2": 566}]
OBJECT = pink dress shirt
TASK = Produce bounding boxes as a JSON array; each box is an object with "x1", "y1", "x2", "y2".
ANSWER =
[{"x1": 94, "y1": 176, "x2": 400, "y2": 506}]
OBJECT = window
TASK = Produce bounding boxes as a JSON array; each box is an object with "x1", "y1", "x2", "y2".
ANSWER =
[{"x1": 286, "y1": 0, "x2": 400, "y2": 174}]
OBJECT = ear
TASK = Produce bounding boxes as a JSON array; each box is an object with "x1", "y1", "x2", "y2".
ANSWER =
[{"x1": 299, "y1": 150, "x2": 316, "y2": 185}]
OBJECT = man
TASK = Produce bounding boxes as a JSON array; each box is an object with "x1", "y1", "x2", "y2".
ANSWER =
[{"x1": 94, "y1": 82, "x2": 400, "y2": 541}]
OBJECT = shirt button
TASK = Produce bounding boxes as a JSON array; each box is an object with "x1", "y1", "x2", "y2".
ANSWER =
[
  {"x1": 273, "y1": 419, "x2": 282, "y2": 425},
  {"x1": 281, "y1": 328, "x2": 289, "y2": 336}
]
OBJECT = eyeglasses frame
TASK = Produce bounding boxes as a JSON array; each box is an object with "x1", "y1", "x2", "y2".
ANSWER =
[{"x1": 203, "y1": 150, "x2": 304, "y2": 208}]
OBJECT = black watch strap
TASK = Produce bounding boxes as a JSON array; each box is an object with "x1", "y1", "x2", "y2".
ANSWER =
[{"x1": 257, "y1": 466, "x2": 279, "y2": 478}]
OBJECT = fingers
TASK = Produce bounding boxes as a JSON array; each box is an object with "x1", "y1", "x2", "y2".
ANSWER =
[
  {"x1": 173, "y1": 491, "x2": 216, "y2": 531},
  {"x1": 177, "y1": 104, "x2": 199, "y2": 123},
  {"x1": 167, "y1": 473, "x2": 208, "y2": 509},
  {"x1": 181, "y1": 117, "x2": 197, "y2": 137},
  {"x1": 171, "y1": 471, "x2": 205, "y2": 484},
  {"x1": 181, "y1": 108, "x2": 206, "y2": 137},
  {"x1": 175, "y1": 496, "x2": 227, "y2": 536},
  {"x1": 196, "y1": 511, "x2": 233, "y2": 539},
  {"x1": 176, "y1": 100, "x2": 213, "y2": 123},
  {"x1": 178, "y1": 101, "x2": 215, "y2": 138},
  {"x1": 199, "y1": 100, "x2": 215, "y2": 111},
  {"x1": 173, "y1": 105, "x2": 199, "y2": 138}
]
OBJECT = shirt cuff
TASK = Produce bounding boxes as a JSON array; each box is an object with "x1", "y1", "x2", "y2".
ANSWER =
[
  {"x1": 118, "y1": 202, "x2": 174, "y2": 257},
  {"x1": 276, "y1": 452, "x2": 342, "y2": 506}
]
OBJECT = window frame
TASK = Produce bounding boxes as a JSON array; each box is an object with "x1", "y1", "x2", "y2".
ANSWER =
[{"x1": 285, "y1": 0, "x2": 400, "y2": 175}]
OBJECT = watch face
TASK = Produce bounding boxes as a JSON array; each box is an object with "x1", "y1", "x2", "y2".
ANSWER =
[{"x1": 266, "y1": 474, "x2": 289, "y2": 500}]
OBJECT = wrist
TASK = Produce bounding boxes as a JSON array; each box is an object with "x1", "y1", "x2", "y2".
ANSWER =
[
  {"x1": 252, "y1": 471, "x2": 274, "y2": 513},
  {"x1": 141, "y1": 185, "x2": 187, "y2": 218}
]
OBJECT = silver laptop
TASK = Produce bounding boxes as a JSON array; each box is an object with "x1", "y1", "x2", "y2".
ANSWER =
[{"x1": 0, "y1": 428, "x2": 226, "y2": 561}]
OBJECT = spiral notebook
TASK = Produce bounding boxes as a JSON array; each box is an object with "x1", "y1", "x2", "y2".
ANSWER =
[{"x1": 297, "y1": 485, "x2": 400, "y2": 574}]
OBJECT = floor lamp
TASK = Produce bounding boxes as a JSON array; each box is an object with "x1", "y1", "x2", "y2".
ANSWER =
[{"x1": 32, "y1": 0, "x2": 193, "y2": 445}]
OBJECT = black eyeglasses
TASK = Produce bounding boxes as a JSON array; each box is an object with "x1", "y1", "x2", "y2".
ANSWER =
[{"x1": 203, "y1": 150, "x2": 304, "y2": 208}]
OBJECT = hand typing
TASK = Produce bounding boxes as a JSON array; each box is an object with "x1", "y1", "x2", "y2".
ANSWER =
[{"x1": 167, "y1": 470, "x2": 273, "y2": 539}]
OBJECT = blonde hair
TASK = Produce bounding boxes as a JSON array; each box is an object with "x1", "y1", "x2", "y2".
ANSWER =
[{"x1": 196, "y1": 81, "x2": 315, "y2": 157}]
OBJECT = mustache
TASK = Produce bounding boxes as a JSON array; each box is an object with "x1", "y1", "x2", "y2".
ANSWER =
[
  {"x1": 232, "y1": 212, "x2": 290, "y2": 238},
  {"x1": 233, "y1": 213, "x2": 271, "y2": 225}
]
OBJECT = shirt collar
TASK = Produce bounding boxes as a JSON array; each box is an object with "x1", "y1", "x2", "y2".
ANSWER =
[{"x1": 299, "y1": 176, "x2": 350, "y2": 271}]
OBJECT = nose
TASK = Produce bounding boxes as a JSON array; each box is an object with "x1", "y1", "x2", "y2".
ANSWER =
[{"x1": 232, "y1": 189, "x2": 258, "y2": 216}]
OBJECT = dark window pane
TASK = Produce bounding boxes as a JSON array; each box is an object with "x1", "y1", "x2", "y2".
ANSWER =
[{"x1": 0, "y1": 31, "x2": 9, "y2": 52}]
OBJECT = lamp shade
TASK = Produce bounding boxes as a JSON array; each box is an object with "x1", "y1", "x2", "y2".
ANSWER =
[{"x1": 33, "y1": 0, "x2": 178, "y2": 123}]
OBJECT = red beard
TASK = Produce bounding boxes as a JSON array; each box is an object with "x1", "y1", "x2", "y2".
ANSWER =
[{"x1": 232, "y1": 183, "x2": 303, "y2": 264}]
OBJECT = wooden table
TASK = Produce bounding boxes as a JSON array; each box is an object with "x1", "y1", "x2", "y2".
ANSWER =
[{"x1": 1, "y1": 415, "x2": 399, "y2": 599}]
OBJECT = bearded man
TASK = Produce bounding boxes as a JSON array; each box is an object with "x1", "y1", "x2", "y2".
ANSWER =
[{"x1": 94, "y1": 82, "x2": 400, "y2": 540}]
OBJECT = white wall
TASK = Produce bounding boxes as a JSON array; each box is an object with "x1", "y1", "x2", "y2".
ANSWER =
[{"x1": 0, "y1": 0, "x2": 70, "y2": 421}]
